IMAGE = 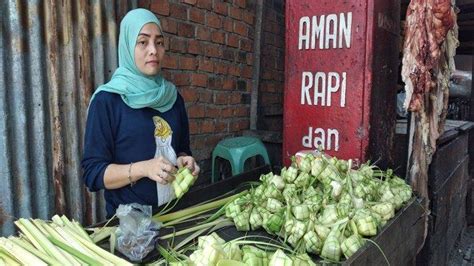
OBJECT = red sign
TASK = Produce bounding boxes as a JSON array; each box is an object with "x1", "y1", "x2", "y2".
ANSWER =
[{"x1": 283, "y1": 0, "x2": 399, "y2": 166}]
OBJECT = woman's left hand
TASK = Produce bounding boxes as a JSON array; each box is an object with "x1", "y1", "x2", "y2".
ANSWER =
[{"x1": 177, "y1": 156, "x2": 200, "y2": 176}]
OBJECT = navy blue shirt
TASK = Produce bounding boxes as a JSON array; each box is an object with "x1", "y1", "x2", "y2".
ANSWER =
[{"x1": 81, "y1": 91, "x2": 191, "y2": 217}]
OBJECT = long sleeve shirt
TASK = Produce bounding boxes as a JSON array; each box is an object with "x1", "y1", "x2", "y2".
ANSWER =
[{"x1": 81, "y1": 91, "x2": 191, "y2": 217}]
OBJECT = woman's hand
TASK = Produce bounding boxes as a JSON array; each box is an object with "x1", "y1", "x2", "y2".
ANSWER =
[
  {"x1": 177, "y1": 156, "x2": 200, "y2": 176},
  {"x1": 143, "y1": 156, "x2": 177, "y2": 185}
]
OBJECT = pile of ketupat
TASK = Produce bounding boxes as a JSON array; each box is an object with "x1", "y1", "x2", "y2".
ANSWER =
[
  {"x1": 159, "y1": 233, "x2": 315, "y2": 266},
  {"x1": 224, "y1": 152, "x2": 413, "y2": 262}
]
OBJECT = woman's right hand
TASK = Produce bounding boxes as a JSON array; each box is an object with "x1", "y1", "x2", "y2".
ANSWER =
[{"x1": 142, "y1": 156, "x2": 177, "y2": 185}]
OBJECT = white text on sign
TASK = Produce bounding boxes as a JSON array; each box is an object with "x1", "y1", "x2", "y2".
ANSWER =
[
  {"x1": 302, "y1": 126, "x2": 340, "y2": 151},
  {"x1": 300, "y1": 71, "x2": 346, "y2": 107},
  {"x1": 298, "y1": 12, "x2": 352, "y2": 50}
]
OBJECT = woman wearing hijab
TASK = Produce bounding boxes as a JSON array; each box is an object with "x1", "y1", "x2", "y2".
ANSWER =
[{"x1": 82, "y1": 9, "x2": 200, "y2": 218}]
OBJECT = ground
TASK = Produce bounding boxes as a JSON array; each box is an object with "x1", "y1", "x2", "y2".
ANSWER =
[{"x1": 448, "y1": 226, "x2": 474, "y2": 266}]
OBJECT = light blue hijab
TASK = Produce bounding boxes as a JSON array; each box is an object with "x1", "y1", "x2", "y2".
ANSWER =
[{"x1": 90, "y1": 8, "x2": 177, "y2": 112}]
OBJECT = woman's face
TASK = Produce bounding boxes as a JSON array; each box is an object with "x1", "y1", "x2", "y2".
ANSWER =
[{"x1": 134, "y1": 23, "x2": 165, "y2": 76}]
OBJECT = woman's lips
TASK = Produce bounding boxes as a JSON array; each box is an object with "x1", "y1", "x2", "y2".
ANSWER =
[{"x1": 146, "y1": 60, "x2": 159, "y2": 65}]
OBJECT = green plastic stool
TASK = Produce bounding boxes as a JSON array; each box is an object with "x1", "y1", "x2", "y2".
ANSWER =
[{"x1": 211, "y1": 136, "x2": 270, "y2": 183}]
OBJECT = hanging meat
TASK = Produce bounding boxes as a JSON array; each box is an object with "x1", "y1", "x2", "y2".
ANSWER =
[{"x1": 401, "y1": 0, "x2": 458, "y2": 245}]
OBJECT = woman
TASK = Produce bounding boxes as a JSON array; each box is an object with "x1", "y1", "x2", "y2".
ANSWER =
[{"x1": 82, "y1": 8, "x2": 200, "y2": 218}]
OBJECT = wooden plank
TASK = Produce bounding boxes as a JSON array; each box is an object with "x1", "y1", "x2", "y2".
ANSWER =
[
  {"x1": 420, "y1": 156, "x2": 469, "y2": 265},
  {"x1": 428, "y1": 134, "x2": 468, "y2": 192},
  {"x1": 344, "y1": 198, "x2": 426, "y2": 266},
  {"x1": 468, "y1": 177, "x2": 474, "y2": 226}
]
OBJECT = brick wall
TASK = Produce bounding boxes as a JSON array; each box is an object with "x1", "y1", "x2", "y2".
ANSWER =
[
  {"x1": 258, "y1": 0, "x2": 285, "y2": 132},
  {"x1": 138, "y1": 0, "x2": 285, "y2": 178}
]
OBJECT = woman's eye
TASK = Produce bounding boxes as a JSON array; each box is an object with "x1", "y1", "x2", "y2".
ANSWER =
[
  {"x1": 156, "y1": 41, "x2": 164, "y2": 46},
  {"x1": 138, "y1": 41, "x2": 146, "y2": 46}
]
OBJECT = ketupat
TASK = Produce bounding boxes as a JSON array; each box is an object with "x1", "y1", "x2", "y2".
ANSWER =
[
  {"x1": 172, "y1": 167, "x2": 197, "y2": 199},
  {"x1": 223, "y1": 151, "x2": 413, "y2": 262}
]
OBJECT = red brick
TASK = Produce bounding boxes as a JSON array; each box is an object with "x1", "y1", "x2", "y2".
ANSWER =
[
  {"x1": 161, "y1": 18, "x2": 177, "y2": 34},
  {"x1": 189, "y1": 119, "x2": 200, "y2": 134},
  {"x1": 221, "y1": 107, "x2": 233, "y2": 117},
  {"x1": 246, "y1": 80, "x2": 252, "y2": 91},
  {"x1": 214, "y1": 1, "x2": 228, "y2": 15},
  {"x1": 164, "y1": 36, "x2": 170, "y2": 50},
  {"x1": 236, "y1": 79, "x2": 247, "y2": 91},
  {"x1": 261, "y1": 83, "x2": 275, "y2": 93},
  {"x1": 177, "y1": 22, "x2": 195, "y2": 38},
  {"x1": 264, "y1": 32, "x2": 274, "y2": 46},
  {"x1": 204, "y1": 44, "x2": 222, "y2": 58},
  {"x1": 222, "y1": 79, "x2": 234, "y2": 90},
  {"x1": 215, "y1": 121, "x2": 228, "y2": 132},
  {"x1": 228, "y1": 65, "x2": 240, "y2": 76},
  {"x1": 150, "y1": 0, "x2": 170, "y2": 16},
  {"x1": 201, "y1": 120, "x2": 216, "y2": 133},
  {"x1": 183, "y1": 0, "x2": 197, "y2": 5},
  {"x1": 199, "y1": 90, "x2": 213, "y2": 102},
  {"x1": 170, "y1": 3, "x2": 188, "y2": 20},
  {"x1": 229, "y1": 93, "x2": 241, "y2": 104},
  {"x1": 215, "y1": 93, "x2": 229, "y2": 105},
  {"x1": 189, "y1": 8, "x2": 205, "y2": 24},
  {"x1": 162, "y1": 54, "x2": 178, "y2": 69},
  {"x1": 229, "y1": 6, "x2": 242, "y2": 19},
  {"x1": 162, "y1": 71, "x2": 173, "y2": 81},
  {"x1": 261, "y1": 93, "x2": 280, "y2": 104},
  {"x1": 239, "y1": 119, "x2": 250, "y2": 130},
  {"x1": 187, "y1": 40, "x2": 202, "y2": 54},
  {"x1": 233, "y1": 106, "x2": 249, "y2": 117},
  {"x1": 192, "y1": 147, "x2": 208, "y2": 161},
  {"x1": 208, "y1": 77, "x2": 223, "y2": 88},
  {"x1": 192, "y1": 135, "x2": 205, "y2": 149},
  {"x1": 211, "y1": 31, "x2": 226, "y2": 44},
  {"x1": 206, "y1": 13, "x2": 222, "y2": 29},
  {"x1": 272, "y1": 22, "x2": 280, "y2": 34},
  {"x1": 196, "y1": 26, "x2": 211, "y2": 41},
  {"x1": 223, "y1": 17, "x2": 233, "y2": 32},
  {"x1": 264, "y1": 9, "x2": 276, "y2": 22},
  {"x1": 242, "y1": 11, "x2": 254, "y2": 25},
  {"x1": 230, "y1": 119, "x2": 248, "y2": 132},
  {"x1": 180, "y1": 87, "x2": 199, "y2": 102},
  {"x1": 205, "y1": 135, "x2": 221, "y2": 147},
  {"x1": 240, "y1": 39, "x2": 252, "y2": 51},
  {"x1": 263, "y1": 22, "x2": 273, "y2": 33},
  {"x1": 173, "y1": 73, "x2": 190, "y2": 86},
  {"x1": 241, "y1": 65, "x2": 252, "y2": 78},
  {"x1": 197, "y1": 0, "x2": 212, "y2": 10},
  {"x1": 234, "y1": 0, "x2": 246, "y2": 8},
  {"x1": 222, "y1": 48, "x2": 235, "y2": 61},
  {"x1": 214, "y1": 62, "x2": 228, "y2": 74},
  {"x1": 198, "y1": 58, "x2": 214, "y2": 72},
  {"x1": 170, "y1": 38, "x2": 187, "y2": 53},
  {"x1": 205, "y1": 106, "x2": 221, "y2": 118},
  {"x1": 237, "y1": 51, "x2": 246, "y2": 63},
  {"x1": 188, "y1": 104, "x2": 205, "y2": 118},
  {"x1": 262, "y1": 70, "x2": 272, "y2": 79},
  {"x1": 246, "y1": 53, "x2": 253, "y2": 65},
  {"x1": 179, "y1": 57, "x2": 197, "y2": 70},
  {"x1": 190, "y1": 73, "x2": 208, "y2": 87},
  {"x1": 227, "y1": 34, "x2": 239, "y2": 48},
  {"x1": 230, "y1": 120, "x2": 239, "y2": 132},
  {"x1": 234, "y1": 21, "x2": 247, "y2": 36},
  {"x1": 138, "y1": 0, "x2": 151, "y2": 9}
]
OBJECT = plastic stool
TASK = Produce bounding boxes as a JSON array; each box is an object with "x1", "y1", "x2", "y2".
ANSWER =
[{"x1": 211, "y1": 136, "x2": 270, "y2": 183}]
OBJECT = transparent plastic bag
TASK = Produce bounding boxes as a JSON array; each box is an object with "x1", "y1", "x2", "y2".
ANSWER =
[{"x1": 115, "y1": 203, "x2": 161, "y2": 262}]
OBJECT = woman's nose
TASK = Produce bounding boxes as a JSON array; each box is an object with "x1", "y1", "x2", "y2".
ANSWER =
[{"x1": 149, "y1": 43, "x2": 157, "y2": 55}]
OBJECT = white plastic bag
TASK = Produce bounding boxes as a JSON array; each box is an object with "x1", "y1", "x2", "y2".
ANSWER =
[{"x1": 115, "y1": 203, "x2": 161, "y2": 261}]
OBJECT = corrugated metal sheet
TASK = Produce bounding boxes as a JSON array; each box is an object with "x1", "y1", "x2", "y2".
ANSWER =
[{"x1": 0, "y1": 0, "x2": 136, "y2": 236}]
